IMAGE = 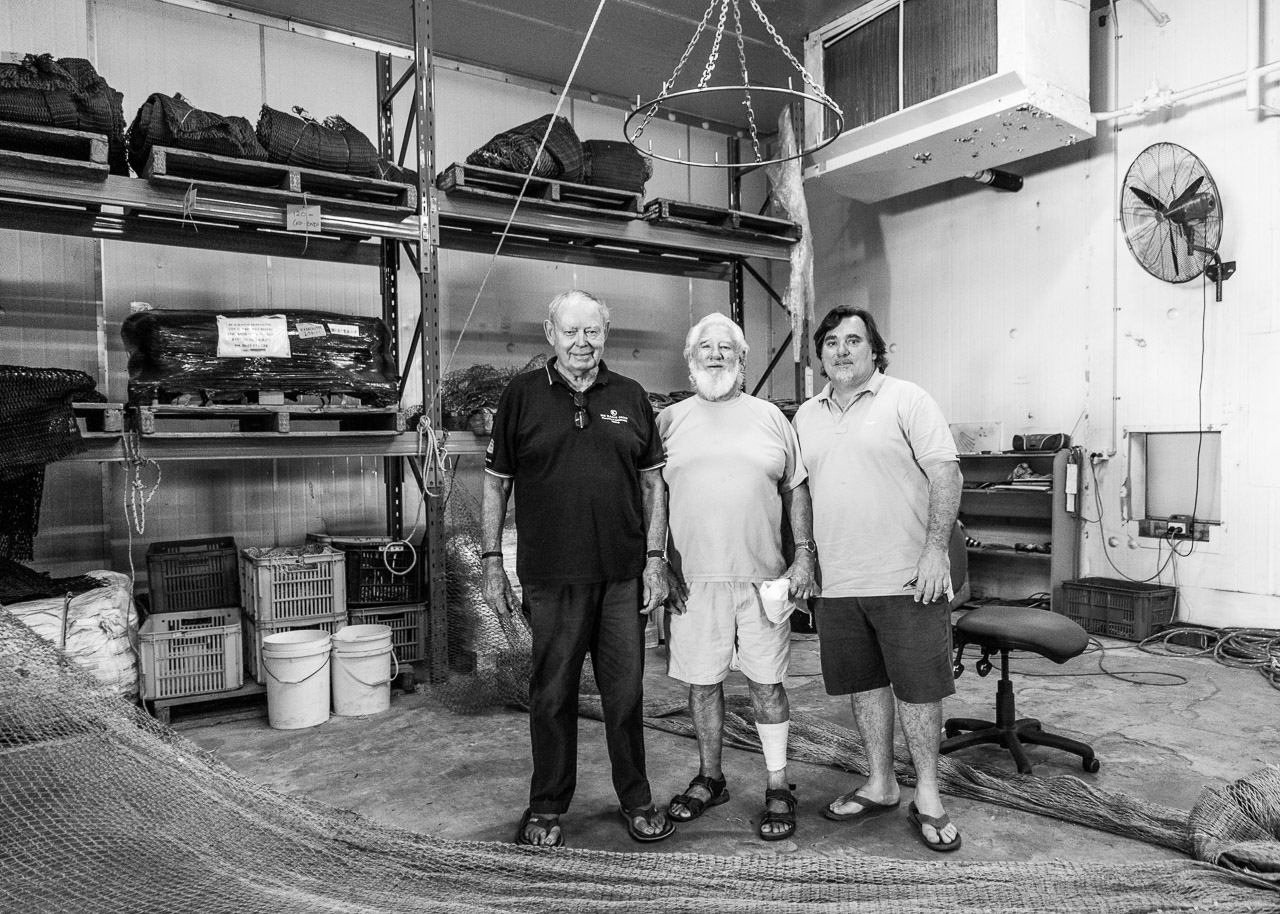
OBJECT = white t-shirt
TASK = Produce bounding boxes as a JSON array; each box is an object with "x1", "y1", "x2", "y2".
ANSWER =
[
  {"x1": 657, "y1": 393, "x2": 807, "y2": 582},
  {"x1": 792, "y1": 373, "x2": 958, "y2": 597}
]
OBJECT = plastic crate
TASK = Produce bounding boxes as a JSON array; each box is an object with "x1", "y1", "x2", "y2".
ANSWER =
[
  {"x1": 1061, "y1": 577, "x2": 1177, "y2": 641},
  {"x1": 146, "y1": 537, "x2": 239, "y2": 614},
  {"x1": 240, "y1": 545, "x2": 346, "y2": 623},
  {"x1": 306, "y1": 534, "x2": 423, "y2": 607},
  {"x1": 245, "y1": 612, "x2": 347, "y2": 685},
  {"x1": 348, "y1": 602, "x2": 427, "y2": 663},
  {"x1": 139, "y1": 607, "x2": 243, "y2": 701}
]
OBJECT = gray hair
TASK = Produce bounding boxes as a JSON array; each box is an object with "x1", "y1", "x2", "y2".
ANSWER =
[
  {"x1": 548, "y1": 289, "x2": 610, "y2": 326},
  {"x1": 683, "y1": 312, "x2": 749, "y2": 364}
]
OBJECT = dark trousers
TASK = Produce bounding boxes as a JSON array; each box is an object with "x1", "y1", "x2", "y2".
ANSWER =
[{"x1": 522, "y1": 578, "x2": 651, "y2": 815}]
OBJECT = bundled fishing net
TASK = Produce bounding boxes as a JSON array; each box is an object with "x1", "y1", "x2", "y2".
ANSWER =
[
  {"x1": 465, "y1": 114, "x2": 584, "y2": 182},
  {"x1": 0, "y1": 53, "x2": 128, "y2": 174},
  {"x1": 126, "y1": 92, "x2": 267, "y2": 176},
  {"x1": 256, "y1": 105, "x2": 381, "y2": 177}
]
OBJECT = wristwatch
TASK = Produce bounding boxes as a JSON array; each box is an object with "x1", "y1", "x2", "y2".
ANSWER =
[
  {"x1": 646, "y1": 549, "x2": 667, "y2": 562},
  {"x1": 795, "y1": 539, "x2": 817, "y2": 554}
]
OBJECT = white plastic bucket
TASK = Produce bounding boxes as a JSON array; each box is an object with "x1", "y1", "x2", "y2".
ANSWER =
[
  {"x1": 330, "y1": 624, "x2": 397, "y2": 717},
  {"x1": 261, "y1": 629, "x2": 332, "y2": 730}
]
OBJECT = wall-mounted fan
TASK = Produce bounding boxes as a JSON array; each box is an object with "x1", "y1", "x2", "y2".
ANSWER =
[{"x1": 1120, "y1": 142, "x2": 1235, "y2": 300}]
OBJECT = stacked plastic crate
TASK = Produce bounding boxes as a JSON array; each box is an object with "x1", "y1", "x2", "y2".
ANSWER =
[
  {"x1": 307, "y1": 534, "x2": 426, "y2": 666},
  {"x1": 138, "y1": 538, "x2": 244, "y2": 702},
  {"x1": 240, "y1": 544, "x2": 348, "y2": 684}
]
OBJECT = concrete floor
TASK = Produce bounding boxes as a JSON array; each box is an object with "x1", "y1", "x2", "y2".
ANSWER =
[{"x1": 179, "y1": 622, "x2": 1280, "y2": 863}]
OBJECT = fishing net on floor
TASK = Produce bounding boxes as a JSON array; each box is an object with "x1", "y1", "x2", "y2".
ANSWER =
[{"x1": 3, "y1": 603, "x2": 1280, "y2": 914}]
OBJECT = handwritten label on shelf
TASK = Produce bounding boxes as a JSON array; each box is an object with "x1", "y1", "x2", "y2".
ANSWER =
[
  {"x1": 295, "y1": 322, "x2": 326, "y2": 340},
  {"x1": 216, "y1": 314, "x2": 292, "y2": 358},
  {"x1": 327, "y1": 322, "x2": 359, "y2": 337},
  {"x1": 286, "y1": 204, "x2": 322, "y2": 232}
]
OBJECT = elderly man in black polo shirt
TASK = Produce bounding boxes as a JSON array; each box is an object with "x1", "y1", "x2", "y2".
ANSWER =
[{"x1": 481, "y1": 289, "x2": 673, "y2": 848}]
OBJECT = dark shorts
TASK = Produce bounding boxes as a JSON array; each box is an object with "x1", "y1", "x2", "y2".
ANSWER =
[{"x1": 816, "y1": 594, "x2": 955, "y2": 703}]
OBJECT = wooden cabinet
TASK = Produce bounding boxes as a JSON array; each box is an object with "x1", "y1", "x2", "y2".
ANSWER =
[{"x1": 958, "y1": 449, "x2": 1080, "y2": 613}]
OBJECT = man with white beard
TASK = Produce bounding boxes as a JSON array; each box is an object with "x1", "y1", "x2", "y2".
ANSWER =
[{"x1": 656, "y1": 312, "x2": 817, "y2": 842}]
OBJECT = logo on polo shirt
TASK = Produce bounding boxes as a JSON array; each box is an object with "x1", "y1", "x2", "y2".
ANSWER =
[{"x1": 600, "y1": 408, "x2": 630, "y2": 425}]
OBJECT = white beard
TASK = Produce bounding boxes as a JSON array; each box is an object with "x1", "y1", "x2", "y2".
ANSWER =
[{"x1": 690, "y1": 362, "x2": 742, "y2": 401}]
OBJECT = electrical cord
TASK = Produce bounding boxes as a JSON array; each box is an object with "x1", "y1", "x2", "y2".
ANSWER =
[
  {"x1": 1139, "y1": 625, "x2": 1280, "y2": 692},
  {"x1": 990, "y1": 637, "x2": 1189, "y2": 687}
]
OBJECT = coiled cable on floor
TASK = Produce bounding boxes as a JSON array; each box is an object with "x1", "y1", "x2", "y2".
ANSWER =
[{"x1": 1139, "y1": 625, "x2": 1280, "y2": 691}]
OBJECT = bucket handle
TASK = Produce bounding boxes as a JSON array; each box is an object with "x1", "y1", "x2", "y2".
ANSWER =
[
  {"x1": 262, "y1": 652, "x2": 329, "y2": 685},
  {"x1": 338, "y1": 649, "x2": 400, "y2": 688}
]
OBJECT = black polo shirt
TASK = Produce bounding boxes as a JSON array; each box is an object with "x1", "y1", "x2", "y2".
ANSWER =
[{"x1": 485, "y1": 358, "x2": 665, "y2": 584}]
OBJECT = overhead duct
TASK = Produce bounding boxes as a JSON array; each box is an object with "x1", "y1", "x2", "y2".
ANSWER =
[{"x1": 802, "y1": 0, "x2": 1094, "y2": 203}]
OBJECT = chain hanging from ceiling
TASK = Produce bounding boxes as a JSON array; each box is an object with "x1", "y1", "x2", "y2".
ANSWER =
[{"x1": 624, "y1": 0, "x2": 843, "y2": 168}]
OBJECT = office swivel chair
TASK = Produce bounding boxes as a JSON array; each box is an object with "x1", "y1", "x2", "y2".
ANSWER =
[{"x1": 941, "y1": 603, "x2": 1099, "y2": 775}]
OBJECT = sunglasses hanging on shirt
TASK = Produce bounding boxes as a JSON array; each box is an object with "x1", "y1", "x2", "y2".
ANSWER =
[{"x1": 572, "y1": 391, "x2": 590, "y2": 430}]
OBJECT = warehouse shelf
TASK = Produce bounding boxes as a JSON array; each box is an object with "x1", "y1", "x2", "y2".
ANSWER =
[{"x1": 0, "y1": 167, "x2": 792, "y2": 277}]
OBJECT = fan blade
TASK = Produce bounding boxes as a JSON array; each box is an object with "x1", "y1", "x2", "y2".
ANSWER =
[
  {"x1": 1168, "y1": 224, "x2": 1180, "y2": 276},
  {"x1": 1180, "y1": 221, "x2": 1197, "y2": 257},
  {"x1": 1167, "y1": 175, "x2": 1205, "y2": 213},
  {"x1": 1129, "y1": 186, "x2": 1167, "y2": 213}
]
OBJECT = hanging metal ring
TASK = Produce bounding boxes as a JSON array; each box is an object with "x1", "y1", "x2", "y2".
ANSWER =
[{"x1": 624, "y1": 85, "x2": 844, "y2": 169}]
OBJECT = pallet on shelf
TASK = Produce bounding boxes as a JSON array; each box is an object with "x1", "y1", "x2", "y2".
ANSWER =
[
  {"x1": 72, "y1": 401, "x2": 124, "y2": 437},
  {"x1": 435, "y1": 162, "x2": 641, "y2": 217},
  {"x1": 642, "y1": 198, "x2": 802, "y2": 241},
  {"x1": 0, "y1": 120, "x2": 108, "y2": 181},
  {"x1": 143, "y1": 146, "x2": 416, "y2": 217},
  {"x1": 131, "y1": 401, "x2": 405, "y2": 436},
  {"x1": 148, "y1": 680, "x2": 266, "y2": 728}
]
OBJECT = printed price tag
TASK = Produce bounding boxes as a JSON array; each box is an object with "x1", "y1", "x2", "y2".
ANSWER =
[
  {"x1": 327, "y1": 322, "x2": 360, "y2": 337},
  {"x1": 286, "y1": 204, "x2": 322, "y2": 232},
  {"x1": 216, "y1": 314, "x2": 292, "y2": 358},
  {"x1": 295, "y1": 322, "x2": 326, "y2": 339}
]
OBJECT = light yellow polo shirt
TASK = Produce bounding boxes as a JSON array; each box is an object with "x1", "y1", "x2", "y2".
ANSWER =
[{"x1": 792, "y1": 372, "x2": 957, "y2": 597}]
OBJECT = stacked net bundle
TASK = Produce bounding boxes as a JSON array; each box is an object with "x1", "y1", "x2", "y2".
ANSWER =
[
  {"x1": 465, "y1": 114, "x2": 584, "y2": 182},
  {"x1": 3, "y1": 601, "x2": 1280, "y2": 913},
  {"x1": 256, "y1": 105, "x2": 381, "y2": 177},
  {"x1": 126, "y1": 92, "x2": 267, "y2": 176},
  {"x1": 120, "y1": 309, "x2": 400, "y2": 406},
  {"x1": 0, "y1": 53, "x2": 128, "y2": 175},
  {"x1": 0, "y1": 366, "x2": 100, "y2": 560},
  {"x1": 0, "y1": 554, "x2": 104, "y2": 604}
]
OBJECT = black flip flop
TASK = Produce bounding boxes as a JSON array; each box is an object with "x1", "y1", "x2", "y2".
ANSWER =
[
  {"x1": 668, "y1": 774, "x2": 730, "y2": 822},
  {"x1": 907, "y1": 801, "x2": 961, "y2": 852},
  {"x1": 514, "y1": 808, "x2": 564, "y2": 847},
  {"x1": 619, "y1": 804, "x2": 676, "y2": 843},
  {"x1": 822, "y1": 790, "x2": 901, "y2": 822}
]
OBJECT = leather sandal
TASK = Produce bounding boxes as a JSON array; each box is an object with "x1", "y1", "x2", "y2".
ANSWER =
[
  {"x1": 668, "y1": 774, "x2": 730, "y2": 822},
  {"x1": 619, "y1": 803, "x2": 676, "y2": 843},
  {"x1": 758, "y1": 785, "x2": 797, "y2": 842}
]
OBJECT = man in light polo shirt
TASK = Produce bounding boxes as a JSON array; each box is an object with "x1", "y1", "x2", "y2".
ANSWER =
[
  {"x1": 792, "y1": 306, "x2": 964, "y2": 853},
  {"x1": 481, "y1": 289, "x2": 673, "y2": 848},
  {"x1": 658, "y1": 312, "x2": 817, "y2": 842}
]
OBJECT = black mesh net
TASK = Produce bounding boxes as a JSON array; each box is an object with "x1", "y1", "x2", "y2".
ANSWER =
[
  {"x1": 256, "y1": 105, "x2": 381, "y2": 177},
  {"x1": 0, "y1": 53, "x2": 128, "y2": 175},
  {"x1": 0, "y1": 365, "x2": 101, "y2": 561},
  {"x1": 0, "y1": 555, "x2": 105, "y2": 604},
  {"x1": 126, "y1": 92, "x2": 267, "y2": 176}
]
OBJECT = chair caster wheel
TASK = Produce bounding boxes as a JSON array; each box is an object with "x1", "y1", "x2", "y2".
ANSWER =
[
  {"x1": 1082, "y1": 756, "x2": 1100, "y2": 773},
  {"x1": 944, "y1": 723, "x2": 961, "y2": 738}
]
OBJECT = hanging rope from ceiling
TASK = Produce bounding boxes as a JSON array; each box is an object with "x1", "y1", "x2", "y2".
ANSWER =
[{"x1": 625, "y1": 0, "x2": 844, "y2": 168}]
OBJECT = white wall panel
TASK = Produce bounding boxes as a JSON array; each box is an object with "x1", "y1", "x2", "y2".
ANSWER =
[
  {"x1": 807, "y1": 0, "x2": 1280, "y2": 626},
  {"x1": 0, "y1": 0, "x2": 88, "y2": 59}
]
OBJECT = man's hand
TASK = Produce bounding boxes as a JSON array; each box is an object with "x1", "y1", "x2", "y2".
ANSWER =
[
  {"x1": 641, "y1": 556, "x2": 669, "y2": 615},
  {"x1": 910, "y1": 546, "x2": 952, "y2": 605},
  {"x1": 482, "y1": 559, "x2": 518, "y2": 618},
  {"x1": 784, "y1": 549, "x2": 819, "y2": 601},
  {"x1": 663, "y1": 563, "x2": 688, "y2": 615}
]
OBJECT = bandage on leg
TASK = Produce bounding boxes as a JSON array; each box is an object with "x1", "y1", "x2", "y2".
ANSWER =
[{"x1": 756, "y1": 720, "x2": 790, "y2": 772}]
